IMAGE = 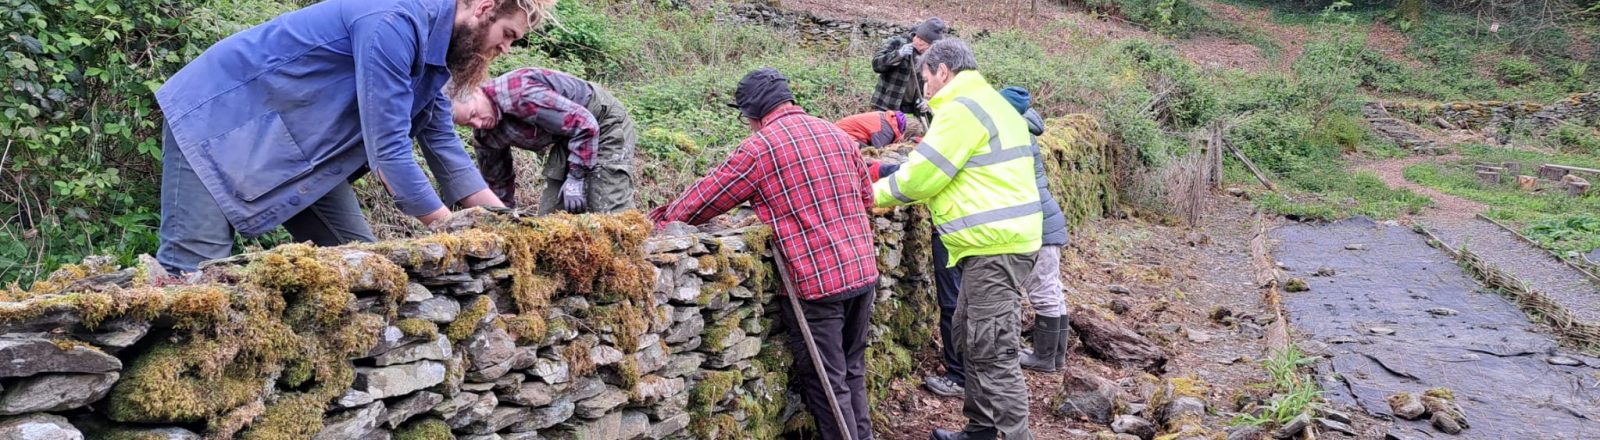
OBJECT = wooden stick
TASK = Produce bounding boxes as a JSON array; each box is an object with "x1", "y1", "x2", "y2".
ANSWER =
[{"x1": 1223, "y1": 140, "x2": 1279, "y2": 192}]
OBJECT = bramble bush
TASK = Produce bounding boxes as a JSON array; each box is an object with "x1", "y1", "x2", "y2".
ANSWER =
[{"x1": 0, "y1": 0, "x2": 296, "y2": 285}]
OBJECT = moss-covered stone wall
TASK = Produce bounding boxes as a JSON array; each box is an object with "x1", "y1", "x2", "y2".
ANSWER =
[
  {"x1": 0, "y1": 116, "x2": 1114, "y2": 440},
  {"x1": 1377, "y1": 91, "x2": 1600, "y2": 132}
]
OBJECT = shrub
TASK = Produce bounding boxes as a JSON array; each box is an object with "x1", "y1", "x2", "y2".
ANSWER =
[
  {"x1": 1, "y1": 0, "x2": 299, "y2": 286},
  {"x1": 1552, "y1": 122, "x2": 1600, "y2": 156},
  {"x1": 1495, "y1": 56, "x2": 1541, "y2": 85}
]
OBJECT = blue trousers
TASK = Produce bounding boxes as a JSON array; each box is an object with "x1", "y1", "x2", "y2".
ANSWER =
[
  {"x1": 156, "y1": 125, "x2": 376, "y2": 273},
  {"x1": 934, "y1": 231, "x2": 965, "y2": 384}
]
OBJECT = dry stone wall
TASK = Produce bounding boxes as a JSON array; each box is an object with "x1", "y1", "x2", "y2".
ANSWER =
[
  {"x1": 1376, "y1": 91, "x2": 1600, "y2": 133},
  {"x1": 0, "y1": 117, "x2": 1112, "y2": 440},
  {"x1": 0, "y1": 208, "x2": 931, "y2": 440}
]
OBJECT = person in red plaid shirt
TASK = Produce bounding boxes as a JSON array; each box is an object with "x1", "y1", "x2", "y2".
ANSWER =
[{"x1": 649, "y1": 67, "x2": 879, "y2": 440}]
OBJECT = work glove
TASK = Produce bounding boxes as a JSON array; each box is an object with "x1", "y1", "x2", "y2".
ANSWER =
[
  {"x1": 561, "y1": 172, "x2": 587, "y2": 213},
  {"x1": 898, "y1": 43, "x2": 915, "y2": 58}
]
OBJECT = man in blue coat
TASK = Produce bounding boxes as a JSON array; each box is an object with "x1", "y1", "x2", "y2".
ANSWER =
[
  {"x1": 999, "y1": 86, "x2": 1073, "y2": 373},
  {"x1": 155, "y1": 0, "x2": 550, "y2": 273}
]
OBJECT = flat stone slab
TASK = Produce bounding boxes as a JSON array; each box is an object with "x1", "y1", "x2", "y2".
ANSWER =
[
  {"x1": 1274, "y1": 217, "x2": 1600, "y2": 438},
  {"x1": 0, "y1": 338, "x2": 121, "y2": 377}
]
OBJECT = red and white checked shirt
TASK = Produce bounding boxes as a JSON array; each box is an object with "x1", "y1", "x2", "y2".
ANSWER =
[{"x1": 649, "y1": 104, "x2": 880, "y2": 301}]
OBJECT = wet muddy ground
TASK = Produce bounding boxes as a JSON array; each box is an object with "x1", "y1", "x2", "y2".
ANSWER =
[{"x1": 1274, "y1": 217, "x2": 1600, "y2": 439}]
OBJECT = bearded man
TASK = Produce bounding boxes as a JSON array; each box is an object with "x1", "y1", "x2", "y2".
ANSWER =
[{"x1": 154, "y1": 0, "x2": 550, "y2": 273}]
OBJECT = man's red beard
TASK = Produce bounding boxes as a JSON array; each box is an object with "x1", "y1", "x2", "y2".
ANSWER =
[{"x1": 446, "y1": 20, "x2": 493, "y2": 98}]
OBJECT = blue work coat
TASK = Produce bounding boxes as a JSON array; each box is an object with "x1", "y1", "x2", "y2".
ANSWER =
[{"x1": 156, "y1": 0, "x2": 487, "y2": 236}]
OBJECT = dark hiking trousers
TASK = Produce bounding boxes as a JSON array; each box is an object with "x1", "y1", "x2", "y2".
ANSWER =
[
  {"x1": 156, "y1": 125, "x2": 376, "y2": 274},
  {"x1": 933, "y1": 231, "x2": 966, "y2": 385},
  {"x1": 954, "y1": 252, "x2": 1036, "y2": 440},
  {"x1": 779, "y1": 286, "x2": 876, "y2": 440}
]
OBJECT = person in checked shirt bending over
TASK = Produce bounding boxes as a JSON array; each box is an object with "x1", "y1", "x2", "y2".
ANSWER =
[
  {"x1": 649, "y1": 67, "x2": 880, "y2": 440},
  {"x1": 452, "y1": 67, "x2": 637, "y2": 214}
]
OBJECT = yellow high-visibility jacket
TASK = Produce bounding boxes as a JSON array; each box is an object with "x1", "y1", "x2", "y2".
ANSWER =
[{"x1": 873, "y1": 70, "x2": 1042, "y2": 267}]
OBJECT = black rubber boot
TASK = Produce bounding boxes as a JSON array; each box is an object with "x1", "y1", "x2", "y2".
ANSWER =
[
  {"x1": 929, "y1": 428, "x2": 998, "y2": 440},
  {"x1": 1021, "y1": 315, "x2": 1066, "y2": 372}
]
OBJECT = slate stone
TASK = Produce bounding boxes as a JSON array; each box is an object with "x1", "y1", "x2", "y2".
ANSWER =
[
  {"x1": 704, "y1": 336, "x2": 760, "y2": 368},
  {"x1": 332, "y1": 390, "x2": 376, "y2": 410},
  {"x1": 619, "y1": 410, "x2": 649, "y2": 439},
  {"x1": 590, "y1": 344, "x2": 625, "y2": 367},
  {"x1": 384, "y1": 391, "x2": 444, "y2": 429},
  {"x1": 532, "y1": 356, "x2": 571, "y2": 384},
  {"x1": 1056, "y1": 368, "x2": 1118, "y2": 424},
  {"x1": 0, "y1": 338, "x2": 121, "y2": 377},
  {"x1": 78, "y1": 318, "x2": 149, "y2": 351},
  {"x1": 658, "y1": 353, "x2": 705, "y2": 378},
  {"x1": 466, "y1": 326, "x2": 515, "y2": 370},
  {"x1": 1112, "y1": 415, "x2": 1155, "y2": 440},
  {"x1": 0, "y1": 413, "x2": 83, "y2": 440},
  {"x1": 463, "y1": 406, "x2": 533, "y2": 434},
  {"x1": 356, "y1": 361, "x2": 447, "y2": 399},
  {"x1": 446, "y1": 392, "x2": 497, "y2": 430},
  {"x1": 500, "y1": 382, "x2": 556, "y2": 407},
  {"x1": 508, "y1": 398, "x2": 574, "y2": 432},
  {"x1": 575, "y1": 387, "x2": 628, "y2": 419},
  {"x1": 645, "y1": 413, "x2": 691, "y2": 440},
  {"x1": 403, "y1": 282, "x2": 433, "y2": 303},
  {"x1": 630, "y1": 375, "x2": 685, "y2": 406},
  {"x1": 0, "y1": 372, "x2": 119, "y2": 414},
  {"x1": 400, "y1": 296, "x2": 460, "y2": 323},
  {"x1": 430, "y1": 392, "x2": 479, "y2": 419},
  {"x1": 313, "y1": 401, "x2": 386, "y2": 440},
  {"x1": 664, "y1": 315, "x2": 704, "y2": 344},
  {"x1": 374, "y1": 336, "x2": 452, "y2": 366}
]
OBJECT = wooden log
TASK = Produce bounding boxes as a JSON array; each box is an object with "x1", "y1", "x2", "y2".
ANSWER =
[
  {"x1": 1547, "y1": 163, "x2": 1600, "y2": 175},
  {"x1": 1069, "y1": 309, "x2": 1168, "y2": 373},
  {"x1": 1517, "y1": 175, "x2": 1538, "y2": 191},
  {"x1": 1222, "y1": 140, "x2": 1277, "y2": 192},
  {"x1": 1540, "y1": 165, "x2": 1572, "y2": 181},
  {"x1": 1563, "y1": 175, "x2": 1591, "y2": 197},
  {"x1": 1477, "y1": 171, "x2": 1501, "y2": 185},
  {"x1": 1474, "y1": 165, "x2": 1505, "y2": 174},
  {"x1": 1501, "y1": 162, "x2": 1522, "y2": 175}
]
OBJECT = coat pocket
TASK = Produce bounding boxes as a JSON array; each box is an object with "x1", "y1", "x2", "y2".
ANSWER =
[
  {"x1": 965, "y1": 295, "x2": 1020, "y2": 363},
  {"x1": 202, "y1": 112, "x2": 312, "y2": 202}
]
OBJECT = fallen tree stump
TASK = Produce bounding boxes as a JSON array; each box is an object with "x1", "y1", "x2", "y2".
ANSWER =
[{"x1": 1070, "y1": 309, "x2": 1168, "y2": 373}]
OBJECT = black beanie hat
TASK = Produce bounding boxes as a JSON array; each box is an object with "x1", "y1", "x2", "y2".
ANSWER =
[
  {"x1": 914, "y1": 17, "x2": 947, "y2": 43},
  {"x1": 728, "y1": 67, "x2": 795, "y2": 121}
]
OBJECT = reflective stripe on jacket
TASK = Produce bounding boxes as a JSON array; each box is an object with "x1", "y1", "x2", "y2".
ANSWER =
[{"x1": 872, "y1": 71, "x2": 1042, "y2": 266}]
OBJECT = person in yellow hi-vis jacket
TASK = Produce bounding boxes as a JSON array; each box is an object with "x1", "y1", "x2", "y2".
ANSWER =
[{"x1": 871, "y1": 38, "x2": 1041, "y2": 440}]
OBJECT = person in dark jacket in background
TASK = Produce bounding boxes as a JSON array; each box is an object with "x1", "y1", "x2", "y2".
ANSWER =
[
  {"x1": 650, "y1": 68, "x2": 879, "y2": 440},
  {"x1": 453, "y1": 67, "x2": 637, "y2": 214},
  {"x1": 1000, "y1": 86, "x2": 1073, "y2": 372},
  {"x1": 871, "y1": 18, "x2": 947, "y2": 120}
]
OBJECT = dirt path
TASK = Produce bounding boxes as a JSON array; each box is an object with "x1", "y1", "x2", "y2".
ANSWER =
[
  {"x1": 1351, "y1": 155, "x2": 1481, "y2": 220},
  {"x1": 1274, "y1": 218, "x2": 1600, "y2": 439}
]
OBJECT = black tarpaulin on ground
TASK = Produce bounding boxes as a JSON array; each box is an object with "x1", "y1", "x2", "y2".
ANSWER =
[{"x1": 1274, "y1": 217, "x2": 1600, "y2": 439}]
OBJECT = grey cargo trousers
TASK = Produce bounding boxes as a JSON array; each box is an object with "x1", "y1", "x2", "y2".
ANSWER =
[{"x1": 954, "y1": 252, "x2": 1037, "y2": 439}]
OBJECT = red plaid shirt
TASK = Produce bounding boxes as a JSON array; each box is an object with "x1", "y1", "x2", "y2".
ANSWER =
[{"x1": 649, "y1": 104, "x2": 879, "y2": 300}]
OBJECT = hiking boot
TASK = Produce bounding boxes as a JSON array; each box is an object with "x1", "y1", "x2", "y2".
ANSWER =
[
  {"x1": 1021, "y1": 315, "x2": 1070, "y2": 372},
  {"x1": 929, "y1": 428, "x2": 997, "y2": 440},
  {"x1": 923, "y1": 374, "x2": 964, "y2": 397}
]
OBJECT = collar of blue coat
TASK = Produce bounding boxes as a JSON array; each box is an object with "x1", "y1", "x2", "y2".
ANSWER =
[{"x1": 423, "y1": 0, "x2": 454, "y2": 67}]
